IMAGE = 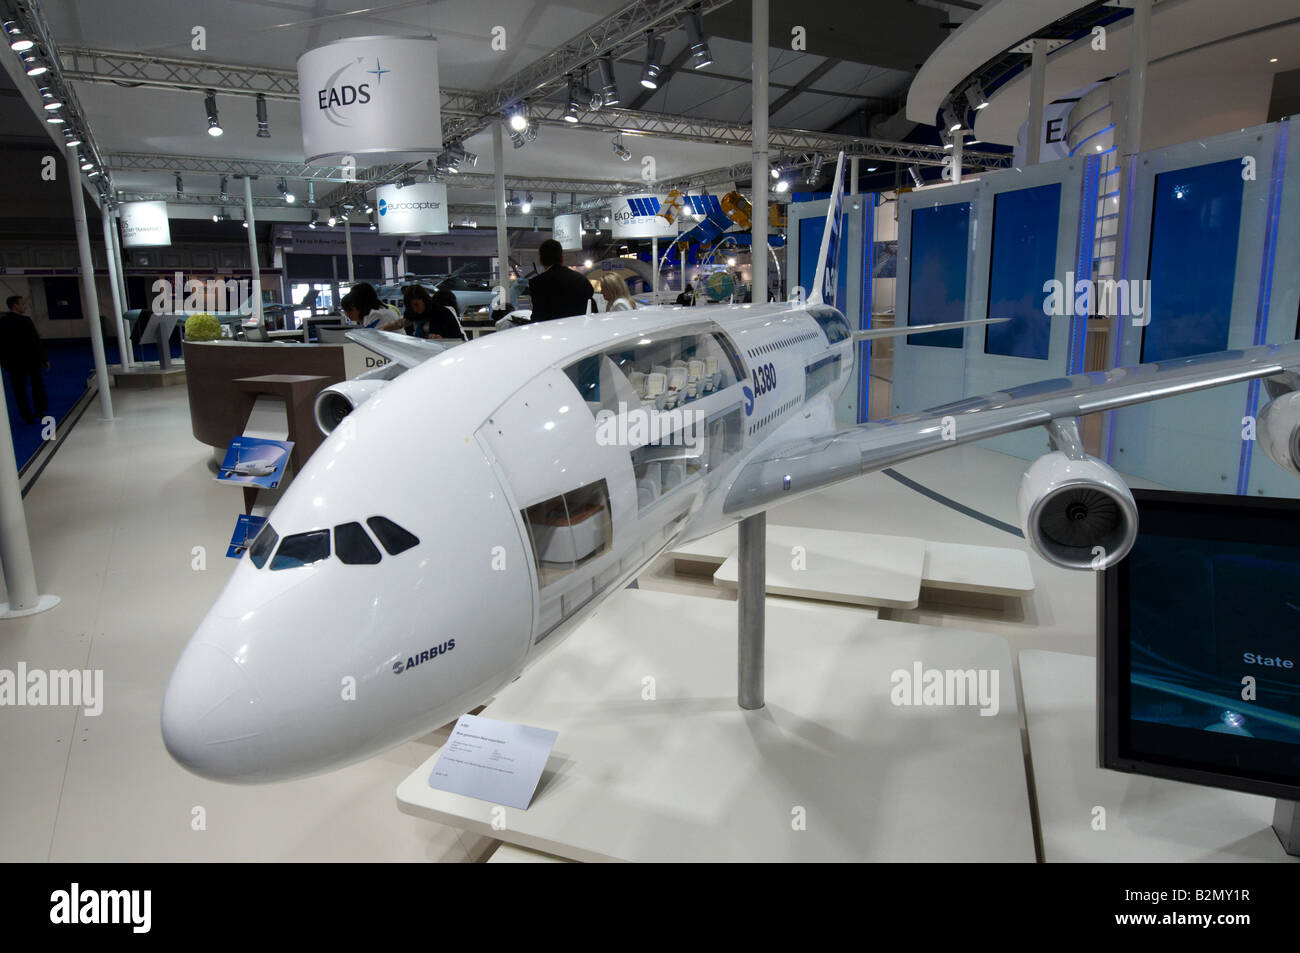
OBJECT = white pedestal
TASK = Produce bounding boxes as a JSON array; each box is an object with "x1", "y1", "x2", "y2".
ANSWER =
[
  {"x1": 397, "y1": 589, "x2": 1034, "y2": 862},
  {"x1": 672, "y1": 524, "x2": 1033, "y2": 609},
  {"x1": 1020, "y1": 649, "x2": 1298, "y2": 863}
]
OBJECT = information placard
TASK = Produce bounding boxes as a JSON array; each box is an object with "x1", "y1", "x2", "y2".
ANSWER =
[{"x1": 428, "y1": 713, "x2": 557, "y2": 810}]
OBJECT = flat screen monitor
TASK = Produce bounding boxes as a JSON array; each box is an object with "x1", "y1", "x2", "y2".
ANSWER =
[{"x1": 1101, "y1": 488, "x2": 1300, "y2": 802}]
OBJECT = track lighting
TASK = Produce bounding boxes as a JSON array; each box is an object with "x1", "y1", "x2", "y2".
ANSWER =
[
  {"x1": 64, "y1": 134, "x2": 81, "y2": 147},
  {"x1": 807, "y1": 153, "x2": 825, "y2": 184},
  {"x1": 525, "y1": 122, "x2": 538, "y2": 142},
  {"x1": 308, "y1": 211, "x2": 319, "y2": 229},
  {"x1": 21, "y1": 53, "x2": 46, "y2": 76},
  {"x1": 327, "y1": 208, "x2": 338, "y2": 227},
  {"x1": 521, "y1": 192, "x2": 533, "y2": 214},
  {"x1": 640, "y1": 32, "x2": 665, "y2": 89},
  {"x1": 683, "y1": 8, "x2": 713, "y2": 69},
  {"x1": 5, "y1": 21, "x2": 33, "y2": 53},
  {"x1": 278, "y1": 178, "x2": 294, "y2": 203},
  {"x1": 205, "y1": 90, "x2": 223, "y2": 136},
  {"x1": 45, "y1": 114, "x2": 63, "y2": 124},
  {"x1": 611, "y1": 134, "x2": 632, "y2": 161},
  {"x1": 940, "y1": 129, "x2": 953, "y2": 151},
  {"x1": 256, "y1": 93, "x2": 270, "y2": 138},
  {"x1": 774, "y1": 176, "x2": 790, "y2": 194},
  {"x1": 369, "y1": 216, "x2": 376, "y2": 231},
  {"x1": 943, "y1": 104, "x2": 961, "y2": 133},
  {"x1": 219, "y1": 176, "x2": 229, "y2": 201},
  {"x1": 965, "y1": 81, "x2": 989, "y2": 111},
  {"x1": 242, "y1": 217, "x2": 249, "y2": 229},
  {"x1": 511, "y1": 129, "x2": 526, "y2": 149},
  {"x1": 175, "y1": 174, "x2": 184, "y2": 198},
  {"x1": 505, "y1": 102, "x2": 528, "y2": 132},
  {"x1": 597, "y1": 56, "x2": 620, "y2": 107},
  {"x1": 908, "y1": 164, "x2": 925, "y2": 188},
  {"x1": 79, "y1": 157, "x2": 92, "y2": 171},
  {"x1": 563, "y1": 74, "x2": 581, "y2": 123}
]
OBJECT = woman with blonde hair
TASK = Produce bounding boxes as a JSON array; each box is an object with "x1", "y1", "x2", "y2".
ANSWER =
[{"x1": 600, "y1": 274, "x2": 636, "y2": 311}]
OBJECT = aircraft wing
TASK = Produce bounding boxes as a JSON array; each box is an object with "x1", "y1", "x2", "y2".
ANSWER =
[
  {"x1": 853, "y1": 317, "x2": 1006, "y2": 341},
  {"x1": 345, "y1": 329, "x2": 460, "y2": 370},
  {"x1": 724, "y1": 341, "x2": 1300, "y2": 515}
]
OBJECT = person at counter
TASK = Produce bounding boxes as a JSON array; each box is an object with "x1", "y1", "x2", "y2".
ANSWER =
[
  {"x1": 406, "y1": 285, "x2": 465, "y2": 340},
  {"x1": 528, "y1": 239, "x2": 595, "y2": 321},
  {"x1": 341, "y1": 282, "x2": 402, "y2": 331},
  {"x1": 600, "y1": 275, "x2": 636, "y2": 311},
  {"x1": 676, "y1": 283, "x2": 697, "y2": 307}
]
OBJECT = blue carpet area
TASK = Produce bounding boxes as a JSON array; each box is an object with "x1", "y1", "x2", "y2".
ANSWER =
[{"x1": 4, "y1": 335, "x2": 183, "y2": 471}]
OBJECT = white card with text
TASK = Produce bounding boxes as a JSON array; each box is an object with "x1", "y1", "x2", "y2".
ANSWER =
[{"x1": 427, "y1": 713, "x2": 558, "y2": 810}]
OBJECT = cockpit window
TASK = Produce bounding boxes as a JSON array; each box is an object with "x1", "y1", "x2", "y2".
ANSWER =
[
  {"x1": 335, "y1": 522, "x2": 382, "y2": 565},
  {"x1": 810, "y1": 306, "x2": 852, "y2": 344},
  {"x1": 248, "y1": 523, "x2": 278, "y2": 569},
  {"x1": 270, "y1": 529, "x2": 330, "y2": 570},
  {"x1": 367, "y1": 516, "x2": 419, "y2": 555}
]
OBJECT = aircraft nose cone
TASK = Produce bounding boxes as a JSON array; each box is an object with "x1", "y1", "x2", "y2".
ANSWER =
[{"x1": 162, "y1": 641, "x2": 269, "y2": 782}]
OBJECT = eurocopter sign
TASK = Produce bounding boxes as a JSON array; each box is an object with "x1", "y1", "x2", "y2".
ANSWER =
[
  {"x1": 296, "y1": 35, "x2": 442, "y2": 163},
  {"x1": 611, "y1": 194, "x2": 679, "y2": 239},
  {"x1": 119, "y1": 201, "x2": 171, "y2": 248},
  {"x1": 375, "y1": 181, "x2": 449, "y2": 235}
]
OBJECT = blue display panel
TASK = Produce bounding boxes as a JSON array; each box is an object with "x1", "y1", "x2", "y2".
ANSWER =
[
  {"x1": 798, "y1": 213, "x2": 849, "y2": 309},
  {"x1": 984, "y1": 182, "x2": 1061, "y2": 359},
  {"x1": 906, "y1": 202, "x2": 970, "y2": 347},
  {"x1": 1141, "y1": 158, "x2": 1244, "y2": 362}
]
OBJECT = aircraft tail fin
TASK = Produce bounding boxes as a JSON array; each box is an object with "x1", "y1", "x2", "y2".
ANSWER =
[{"x1": 807, "y1": 151, "x2": 846, "y2": 307}]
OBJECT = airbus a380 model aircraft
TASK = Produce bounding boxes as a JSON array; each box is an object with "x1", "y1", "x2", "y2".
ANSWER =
[{"x1": 163, "y1": 156, "x2": 1300, "y2": 783}]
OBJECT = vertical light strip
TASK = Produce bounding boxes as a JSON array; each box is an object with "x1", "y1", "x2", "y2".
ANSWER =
[
  {"x1": 860, "y1": 198, "x2": 875, "y2": 422},
  {"x1": 1236, "y1": 120, "x2": 1289, "y2": 496},
  {"x1": 1070, "y1": 153, "x2": 1101, "y2": 375}
]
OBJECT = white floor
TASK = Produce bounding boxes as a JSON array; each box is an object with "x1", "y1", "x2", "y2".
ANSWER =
[{"x1": 1, "y1": 384, "x2": 1162, "y2": 862}]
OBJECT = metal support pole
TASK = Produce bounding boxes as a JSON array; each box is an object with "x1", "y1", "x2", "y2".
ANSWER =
[
  {"x1": 952, "y1": 132, "x2": 964, "y2": 185},
  {"x1": 849, "y1": 155, "x2": 860, "y2": 195},
  {"x1": 1124, "y1": 0, "x2": 1152, "y2": 157},
  {"x1": 66, "y1": 144, "x2": 113, "y2": 421},
  {"x1": 751, "y1": 0, "x2": 769, "y2": 305},
  {"x1": 109, "y1": 209, "x2": 133, "y2": 365},
  {"x1": 0, "y1": 376, "x2": 58, "y2": 618},
  {"x1": 343, "y1": 217, "x2": 355, "y2": 285},
  {"x1": 1274, "y1": 800, "x2": 1300, "y2": 857},
  {"x1": 493, "y1": 121, "x2": 510, "y2": 293},
  {"x1": 100, "y1": 204, "x2": 129, "y2": 370},
  {"x1": 243, "y1": 176, "x2": 262, "y2": 325},
  {"x1": 1026, "y1": 39, "x2": 1046, "y2": 165},
  {"x1": 737, "y1": 511, "x2": 766, "y2": 710},
  {"x1": 651, "y1": 236, "x2": 659, "y2": 296}
]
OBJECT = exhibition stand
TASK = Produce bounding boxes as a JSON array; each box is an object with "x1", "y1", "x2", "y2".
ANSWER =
[
  {"x1": 397, "y1": 588, "x2": 1034, "y2": 862},
  {"x1": 1020, "y1": 649, "x2": 1298, "y2": 863}
]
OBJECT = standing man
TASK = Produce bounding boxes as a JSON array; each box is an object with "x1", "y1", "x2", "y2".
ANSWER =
[
  {"x1": 528, "y1": 239, "x2": 595, "y2": 322},
  {"x1": 0, "y1": 295, "x2": 49, "y2": 426}
]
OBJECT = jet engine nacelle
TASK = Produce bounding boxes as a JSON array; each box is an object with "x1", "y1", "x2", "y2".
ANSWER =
[
  {"x1": 1017, "y1": 451, "x2": 1138, "y2": 571},
  {"x1": 1256, "y1": 390, "x2": 1300, "y2": 476},
  {"x1": 314, "y1": 379, "x2": 388, "y2": 435}
]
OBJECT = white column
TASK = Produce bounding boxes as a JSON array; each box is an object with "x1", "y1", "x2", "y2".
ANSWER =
[
  {"x1": 109, "y1": 209, "x2": 133, "y2": 365},
  {"x1": 1124, "y1": 0, "x2": 1152, "y2": 157},
  {"x1": 493, "y1": 122, "x2": 510, "y2": 291},
  {"x1": 0, "y1": 375, "x2": 58, "y2": 617},
  {"x1": 100, "y1": 206, "x2": 129, "y2": 370},
  {"x1": 66, "y1": 145, "x2": 113, "y2": 421},
  {"x1": 243, "y1": 177, "x2": 262, "y2": 324},
  {"x1": 849, "y1": 156, "x2": 860, "y2": 195},
  {"x1": 652, "y1": 237, "x2": 659, "y2": 295},
  {"x1": 1026, "y1": 39, "x2": 1046, "y2": 165},
  {"x1": 343, "y1": 217, "x2": 355, "y2": 285},
  {"x1": 952, "y1": 133, "x2": 964, "y2": 185},
  {"x1": 751, "y1": 0, "x2": 769, "y2": 304}
]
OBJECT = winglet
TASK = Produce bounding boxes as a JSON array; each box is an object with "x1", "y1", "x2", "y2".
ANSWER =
[{"x1": 807, "y1": 151, "x2": 847, "y2": 308}]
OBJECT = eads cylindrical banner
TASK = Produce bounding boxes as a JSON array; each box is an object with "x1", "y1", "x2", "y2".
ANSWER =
[{"x1": 296, "y1": 35, "x2": 442, "y2": 164}]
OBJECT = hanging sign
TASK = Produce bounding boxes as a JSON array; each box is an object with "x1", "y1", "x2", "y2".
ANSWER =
[{"x1": 119, "y1": 201, "x2": 172, "y2": 248}]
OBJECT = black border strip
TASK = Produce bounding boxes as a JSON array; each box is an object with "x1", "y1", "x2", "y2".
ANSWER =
[{"x1": 19, "y1": 382, "x2": 95, "y2": 498}]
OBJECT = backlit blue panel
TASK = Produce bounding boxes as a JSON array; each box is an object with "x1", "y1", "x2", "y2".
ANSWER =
[
  {"x1": 1142, "y1": 159, "x2": 1244, "y2": 362},
  {"x1": 985, "y1": 182, "x2": 1061, "y2": 359},
  {"x1": 907, "y1": 202, "x2": 970, "y2": 348},
  {"x1": 799, "y1": 213, "x2": 849, "y2": 311}
]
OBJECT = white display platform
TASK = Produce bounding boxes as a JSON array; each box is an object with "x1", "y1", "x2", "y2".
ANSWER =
[
  {"x1": 1020, "y1": 649, "x2": 1297, "y2": 863},
  {"x1": 397, "y1": 589, "x2": 1035, "y2": 862},
  {"x1": 671, "y1": 524, "x2": 1033, "y2": 607},
  {"x1": 486, "y1": 844, "x2": 570, "y2": 863}
]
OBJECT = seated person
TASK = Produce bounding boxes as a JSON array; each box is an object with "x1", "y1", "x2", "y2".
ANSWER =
[
  {"x1": 600, "y1": 275, "x2": 636, "y2": 312},
  {"x1": 341, "y1": 283, "x2": 402, "y2": 330},
  {"x1": 406, "y1": 286, "x2": 466, "y2": 340}
]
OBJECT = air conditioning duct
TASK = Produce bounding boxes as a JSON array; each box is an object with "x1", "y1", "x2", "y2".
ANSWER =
[
  {"x1": 1017, "y1": 451, "x2": 1138, "y2": 570},
  {"x1": 314, "y1": 379, "x2": 388, "y2": 435}
]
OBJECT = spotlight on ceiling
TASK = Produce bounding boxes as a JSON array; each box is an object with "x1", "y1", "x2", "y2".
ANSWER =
[
  {"x1": 597, "y1": 56, "x2": 620, "y2": 107},
  {"x1": 278, "y1": 178, "x2": 294, "y2": 203},
  {"x1": 256, "y1": 93, "x2": 270, "y2": 138},
  {"x1": 965, "y1": 81, "x2": 989, "y2": 111},
  {"x1": 242, "y1": 217, "x2": 249, "y2": 229},
  {"x1": 511, "y1": 129, "x2": 526, "y2": 149},
  {"x1": 64, "y1": 133, "x2": 81, "y2": 147},
  {"x1": 640, "y1": 31, "x2": 665, "y2": 89},
  {"x1": 79, "y1": 157, "x2": 92, "y2": 171},
  {"x1": 611, "y1": 134, "x2": 632, "y2": 161},
  {"x1": 308, "y1": 211, "x2": 319, "y2": 229},
  {"x1": 940, "y1": 128, "x2": 953, "y2": 150},
  {"x1": 5, "y1": 21, "x2": 33, "y2": 53},
  {"x1": 908, "y1": 164, "x2": 925, "y2": 188},
  {"x1": 175, "y1": 174, "x2": 184, "y2": 198},
  {"x1": 774, "y1": 175, "x2": 790, "y2": 194},
  {"x1": 327, "y1": 207, "x2": 338, "y2": 227},
  {"x1": 45, "y1": 114, "x2": 63, "y2": 124},
  {"x1": 943, "y1": 104, "x2": 962, "y2": 133},
  {"x1": 21, "y1": 53, "x2": 46, "y2": 76},
  {"x1": 521, "y1": 192, "x2": 534, "y2": 214},
  {"x1": 369, "y1": 215, "x2": 377, "y2": 231},
  {"x1": 684, "y1": 8, "x2": 713, "y2": 69},
  {"x1": 219, "y1": 176, "x2": 229, "y2": 201},
  {"x1": 204, "y1": 90, "x2": 223, "y2": 136},
  {"x1": 807, "y1": 153, "x2": 825, "y2": 184},
  {"x1": 525, "y1": 122, "x2": 539, "y2": 142},
  {"x1": 563, "y1": 74, "x2": 581, "y2": 123},
  {"x1": 505, "y1": 102, "x2": 528, "y2": 132}
]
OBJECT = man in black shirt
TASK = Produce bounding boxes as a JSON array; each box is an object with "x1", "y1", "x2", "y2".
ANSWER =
[
  {"x1": 0, "y1": 295, "x2": 49, "y2": 425},
  {"x1": 528, "y1": 239, "x2": 595, "y2": 322}
]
